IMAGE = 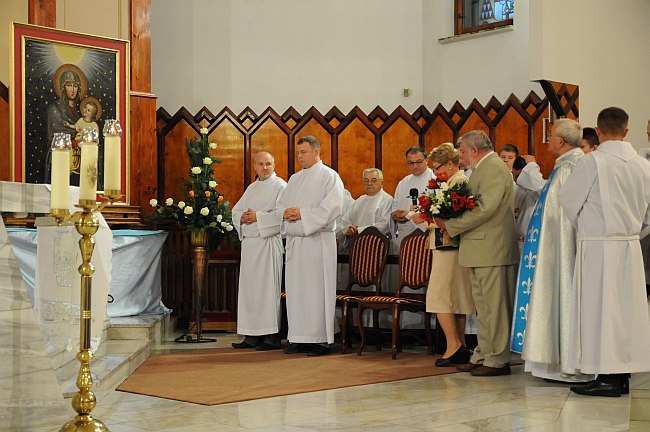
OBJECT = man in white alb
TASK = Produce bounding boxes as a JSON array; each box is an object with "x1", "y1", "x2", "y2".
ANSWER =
[
  {"x1": 277, "y1": 136, "x2": 344, "y2": 356},
  {"x1": 339, "y1": 168, "x2": 392, "y2": 252},
  {"x1": 390, "y1": 146, "x2": 434, "y2": 245},
  {"x1": 231, "y1": 152, "x2": 286, "y2": 350},
  {"x1": 560, "y1": 107, "x2": 650, "y2": 397}
]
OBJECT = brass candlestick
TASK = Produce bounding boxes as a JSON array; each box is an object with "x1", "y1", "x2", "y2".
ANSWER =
[{"x1": 55, "y1": 193, "x2": 119, "y2": 432}]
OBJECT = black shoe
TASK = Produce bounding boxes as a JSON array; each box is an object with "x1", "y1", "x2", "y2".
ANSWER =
[
  {"x1": 284, "y1": 343, "x2": 311, "y2": 354},
  {"x1": 570, "y1": 380, "x2": 621, "y2": 398},
  {"x1": 435, "y1": 346, "x2": 471, "y2": 367},
  {"x1": 232, "y1": 336, "x2": 258, "y2": 349},
  {"x1": 307, "y1": 344, "x2": 331, "y2": 357},
  {"x1": 621, "y1": 377, "x2": 629, "y2": 395},
  {"x1": 256, "y1": 342, "x2": 281, "y2": 351}
]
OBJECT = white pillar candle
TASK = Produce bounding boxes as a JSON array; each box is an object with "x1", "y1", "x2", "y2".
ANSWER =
[
  {"x1": 79, "y1": 142, "x2": 99, "y2": 201},
  {"x1": 103, "y1": 135, "x2": 121, "y2": 191},
  {"x1": 50, "y1": 149, "x2": 70, "y2": 210}
]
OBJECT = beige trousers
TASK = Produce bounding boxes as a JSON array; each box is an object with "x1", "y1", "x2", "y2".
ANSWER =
[{"x1": 469, "y1": 265, "x2": 517, "y2": 368}]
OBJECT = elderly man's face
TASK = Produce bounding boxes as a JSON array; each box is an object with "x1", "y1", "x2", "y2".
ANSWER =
[
  {"x1": 406, "y1": 151, "x2": 428, "y2": 176},
  {"x1": 458, "y1": 142, "x2": 476, "y2": 170},
  {"x1": 546, "y1": 124, "x2": 565, "y2": 157},
  {"x1": 296, "y1": 142, "x2": 319, "y2": 169},
  {"x1": 362, "y1": 171, "x2": 382, "y2": 196},
  {"x1": 254, "y1": 153, "x2": 275, "y2": 180}
]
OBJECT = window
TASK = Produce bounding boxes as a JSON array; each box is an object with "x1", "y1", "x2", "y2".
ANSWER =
[{"x1": 455, "y1": 0, "x2": 514, "y2": 35}]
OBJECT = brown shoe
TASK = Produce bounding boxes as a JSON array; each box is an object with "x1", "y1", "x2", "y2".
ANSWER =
[
  {"x1": 470, "y1": 365, "x2": 511, "y2": 377},
  {"x1": 456, "y1": 362, "x2": 482, "y2": 372}
]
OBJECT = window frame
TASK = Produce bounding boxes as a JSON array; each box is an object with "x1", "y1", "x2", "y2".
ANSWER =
[{"x1": 455, "y1": 0, "x2": 514, "y2": 36}]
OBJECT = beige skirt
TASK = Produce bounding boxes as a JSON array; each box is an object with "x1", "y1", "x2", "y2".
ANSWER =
[{"x1": 426, "y1": 249, "x2": 475, "y2": 314}]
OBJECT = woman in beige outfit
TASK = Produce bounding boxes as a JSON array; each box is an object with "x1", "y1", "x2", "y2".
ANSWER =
[{"x1": 413, "y1": 143, "x2": 475, "y2": 366}]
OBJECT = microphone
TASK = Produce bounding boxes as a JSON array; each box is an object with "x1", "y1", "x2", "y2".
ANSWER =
[{"x1": 409, "y1": 188, "x2": 419, "y2": 206}]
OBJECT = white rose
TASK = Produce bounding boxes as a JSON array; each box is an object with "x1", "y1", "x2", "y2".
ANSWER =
[
  {"x1": 199, "y1": 127, "x2": 208, "y2": 135},
  {"x1": 184, "y1": 206, "x2": 194, "y2": 215},
  {"x1": 225, "y1": 225, "x2": 233, "y2": 232},
  {"x1": 209, "y1": 180, "x2": 217, "y2": 188},
  {"x1": 191, "y1": 167, "x2": 202, "y2": 174},
  {"x1": 165, "y1": 198, "x2": 173, "y2": 206},
  {"x1": 216, "y1": 214, "x2": 223, "y2": 222},
  {"x1": 200, "y1": 207, "x2": 209, "y2": 216},
  {"x1": 178, "y1": 201, "x2": 186, "y2": 209},
  {"x1": 440, "y1": 183, "x2": 449, "y2": 192},
  {"x1": 220, "y1": 221, "x2": 226, "y2": 227},
  {"x1": 209, "y1": 142, "x2": 217, "y2": 150},
  {"x1": 149, "y1": 199, "x2": 158, "y2": 207},
  {"x1": 203, "y1": 157, "x2": 212, "y2": 165}
]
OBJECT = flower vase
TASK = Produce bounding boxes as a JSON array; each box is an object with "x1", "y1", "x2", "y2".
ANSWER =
[{"x1": 189, "y1": 230, "x2": 213, "y2": 342}]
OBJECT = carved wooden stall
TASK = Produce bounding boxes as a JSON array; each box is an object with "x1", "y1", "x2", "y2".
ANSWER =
[{"x1": 155, "y1": 83, "x2": 580, "y2": 327}]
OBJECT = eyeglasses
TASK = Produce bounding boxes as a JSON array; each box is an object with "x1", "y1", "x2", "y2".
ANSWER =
[
  {"x1": 363, "y1": 178, "x2": 380, "y2": 184},
  {"x1": 407, "y1": 159, "x2": 425, "y2": 166},
  {"x1": 431, "y1": 164, "x2": 443, "y2": 171}
]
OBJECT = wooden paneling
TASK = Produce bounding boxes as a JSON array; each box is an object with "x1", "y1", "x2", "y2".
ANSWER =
[
  {"x1": 494, "y1": 107, "x2": 529, "y2": 155},
  {"x1": 338, "y1": 118, "x2": 375, "y2": 198},
  {"x1": 130, "y1": 0, "x2": 152, "y2": 93},
  {"x1": 381, "y1": 117, "x2": 420, "y2": 198},
  {"x1": 162, "y1": 118, "x2": 194, "y2": 200},
  {"x1": 250, "y1": 117, "x2": 289, "y2": 186},
  {"x1": 28, "y1": 0, "x2": 56, "y2": 27},
  {"x1": 213, "y1": 120, "x2": 245, "y2": 207},
  {"x1": 294, "y1": 116, "x2": 333, "y2": 170},
  {"x1": 130, "y1": 94, "x2": 157, "y2": 217}
]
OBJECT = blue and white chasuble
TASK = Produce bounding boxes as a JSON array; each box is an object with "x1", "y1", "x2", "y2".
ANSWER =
[{"x1": 510, "y1": 148, "x2": 592, "y2": 381}]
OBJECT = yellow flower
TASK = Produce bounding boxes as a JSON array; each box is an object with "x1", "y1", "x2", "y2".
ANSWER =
[
  {"x1": 218, "y1": 195, "x2": 224, "y2": 203},
  {"x1": 205, "y1": 191, "x2": 211, "y2": 197},
  {"x1": 189, "y1": 190, "x2": 196, "y2": 197}
]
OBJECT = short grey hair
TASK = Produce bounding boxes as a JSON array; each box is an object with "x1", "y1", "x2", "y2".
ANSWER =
[
  {"x1": 363, "y1": 168, "x2": 383, "y2": 180},
  {"x1": 459, "y1": 130, "x2": 493, "y2": 152},
  {"x1": 297, "y1": 135, "x2": 321, "y2": 150},
  {"x1": 254, "y1": 151, "x2": 274, "y2": 163},
  {"x1": 554, "y1": 118, "x2": 582, "y2": 148}
]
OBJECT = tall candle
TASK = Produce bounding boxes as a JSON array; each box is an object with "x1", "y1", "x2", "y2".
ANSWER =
[
  {"x1": 50, "y1": 133, "x2": 71, "y2": 210},
  {"x1": 103, "y1": 136, "x2": 121, "y2": 192},
  {"x1": 79, "y1": 128, "x2": 99, "y2": 202}
]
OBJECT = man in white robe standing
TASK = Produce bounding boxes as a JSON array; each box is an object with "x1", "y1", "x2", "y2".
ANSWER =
[
  {"x1": 278, "y1": 135, "x2": 344, "y2": 356},
  {"x1": 560, "y1": 107, "x2": 650, "y2": 397},
  {"x1": 339, "y1": 168, "x2": 392, "y2": 252},
  {"x1": 511, "y1": 119, "x2": 592, "y2": 383},
  {"x1": 231, "y1": 152, "x2": 286, "y2": 350}
]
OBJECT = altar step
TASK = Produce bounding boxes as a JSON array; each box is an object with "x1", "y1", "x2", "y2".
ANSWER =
[{"x1": 55, "y1": 311, "x2": 173, "y2": 398}]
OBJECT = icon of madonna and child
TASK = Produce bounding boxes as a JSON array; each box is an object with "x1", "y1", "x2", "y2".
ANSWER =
[{"x1": 23, "y1": 39, "x2": 118, "y2": 188}]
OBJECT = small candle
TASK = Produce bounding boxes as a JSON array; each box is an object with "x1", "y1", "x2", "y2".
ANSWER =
[
  {"x1": 78, "y1": 128, "x2": 99, "y2": 202},
  {"x1": 50, "y1": 133, "x2": 71, "y2": 210},
  {"x1": 103, "y1": 120, "x2": 122, "y2": 194}
]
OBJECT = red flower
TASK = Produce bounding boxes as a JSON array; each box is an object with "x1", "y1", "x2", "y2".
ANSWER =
[
  {"x1": 451, "y1": 192, "x2": 467, "y2": 211},
  {"x1": 427, "y1": 178, "x2": 439, "y2": 189},
  {"x1": 436, "y1": 171, "x2": 449, "y2": 182},
  {"x1": 466, "y1": 196, "x2": 476, "y2": 209},
  {"x1": 418, "y1": 195, "x2": 432, "y2": 209}
]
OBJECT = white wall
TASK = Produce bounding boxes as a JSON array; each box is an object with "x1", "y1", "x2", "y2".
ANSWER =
[
  {"x1": 152, "y1": 0, "x2": 423, "y2": 114},
  {"x1": 423, "y1": 0, "x2": 540, "y2": 108},
  {"x1": 530, "y1": 0, "x2": 650, "y2": 148}
]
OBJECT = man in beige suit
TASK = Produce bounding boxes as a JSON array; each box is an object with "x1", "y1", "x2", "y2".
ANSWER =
[{"x1": 435, "y1": 130, "x2": 519, "y2": 376}]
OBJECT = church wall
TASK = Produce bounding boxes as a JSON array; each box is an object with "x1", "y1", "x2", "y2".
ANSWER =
[
  {"x1": 530, "y1": 0, "x2": 650, "y2": 148},
  {"x1": 151, "y1": 0, "x2": 424, "y2": 114}
]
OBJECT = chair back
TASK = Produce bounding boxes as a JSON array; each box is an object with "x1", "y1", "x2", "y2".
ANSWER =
[
  {"x1": 396, "y1": 230, "x2": 432, "y2": 297},
  {"x1": 346, "y1": 226, "x2": 389, "y2": 294}
]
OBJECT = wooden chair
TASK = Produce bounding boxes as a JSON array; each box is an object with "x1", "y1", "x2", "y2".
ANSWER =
[
  {"x1": 337, "y1": 226, "x2": 390, "y2": 354},
  {"x1": 356, "y1": 230, "x2": 433, "y2": 359}
]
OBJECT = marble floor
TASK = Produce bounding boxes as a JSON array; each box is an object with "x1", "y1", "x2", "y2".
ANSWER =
[{"x1": 40, "y1": 333, "x2": 650, "y2": 432}]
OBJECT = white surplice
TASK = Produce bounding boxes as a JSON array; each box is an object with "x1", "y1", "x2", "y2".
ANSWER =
[
  {"x1": 339, "y1": 189, "x2": 392, "y2": 252},
  {"x1": 335, "y1": 189, "x2": 355, "y2": 252},
  {"x1": 520, "y1": 148, "x2": 593, "y2": 382},
  {"x1": 389, "y1": 168, "x2": 434, "y2": 245},
  {"x1": 277, "y1": 161, "x2": 344, "y2": 344},
  {"x1": 232, "y1": 173, "x2": 286, "y2": 336},
  {"x1": 560, "y1": 140, "x2": 650, "y2": 374}
]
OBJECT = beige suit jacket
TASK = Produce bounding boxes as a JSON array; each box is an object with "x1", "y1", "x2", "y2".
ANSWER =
[{"x1": 445, "y1": 152, "x2": 519, "y2": 268}]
